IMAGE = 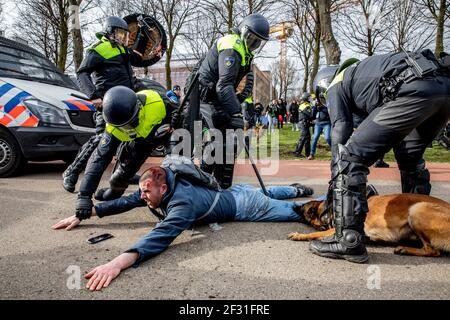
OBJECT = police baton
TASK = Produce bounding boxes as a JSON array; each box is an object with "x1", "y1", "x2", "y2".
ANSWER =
[
  {"x1": 244, "y1": 135, "x2": 269, "y2": 196},
  {"x1": 173, "y1": 71, "x2": 200, "y2": 128}
]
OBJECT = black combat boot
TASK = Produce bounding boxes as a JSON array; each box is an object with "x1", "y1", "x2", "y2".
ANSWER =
[
  {"x1": 400, "y1": 160, "x2": 431, "y2": 195},
  {"x1": 94, "y1": 187, "x2": 125, "y2": 201},
  {"x1": 309, "y1": 229, "x2": 368, "y2": 263},
  {"x1": 290, "y1": 183, "x2": 314, "y2": 197},
  {"x1": 309, "y1": 144, "x2": 369, "y2": 263}
]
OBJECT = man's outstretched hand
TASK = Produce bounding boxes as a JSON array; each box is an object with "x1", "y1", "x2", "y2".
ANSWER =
[
  {"x1": 52, "y1": 208, "x2": 96, "y2": 231},
  {"x1": 84, "y1": 253, "x2": 139, "y2": 291},
  {"x1": 52, "y1": 215, "x2": 81, "y2": 231},
  {"x1": 85, "y1": 263, "x2": 121, "y2": 291}
]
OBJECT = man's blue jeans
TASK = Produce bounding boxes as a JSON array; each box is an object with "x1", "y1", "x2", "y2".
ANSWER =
[
  {"x1": 230, "y1": 185, "x2": 309, "y2": 222},
  {"x1": 310, "y1": 122, "x2": 331, "y2": 156}
]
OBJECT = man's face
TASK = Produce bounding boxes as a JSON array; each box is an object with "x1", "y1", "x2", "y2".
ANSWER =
[
  {"x1": 174, "y1": 88, "x2": 181, "y2": 97},
  {"x1": 139, "y1": 180, "x2": 167, "y2": 209},
  {"x1": 113, "y1": 28, "x2": 129, "y2": 46}
]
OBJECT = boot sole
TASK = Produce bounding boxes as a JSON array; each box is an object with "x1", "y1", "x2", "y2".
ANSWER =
[{"x1": 309, "y1": 247, "x2": 369, "y2": 264}]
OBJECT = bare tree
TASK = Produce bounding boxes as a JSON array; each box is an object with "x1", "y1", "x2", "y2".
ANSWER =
[
  {"x1": 386, "y1": 0, "x2": 435, "y2": 52},
  {"x1": 271, "y1": 58, "x2": 297, "y2": 101},
  {"x1": 285, "y1": 0, "x2": 317, "y2": 92},
  {"x1": 68, "y1": 0, "x2": 97, "y2": 70},
  {"x1": 336, "y1": 0, "x2": 391, "y2": 56},
  {"x1": 414, "y1": 0, "x2": 449, "y2": 56},
  {"x1": 317, "y1": 0, "x2": 341, "y2": 64},
  {"x1": 155, "y1": 0, "x2": 198, "y2": 89},
  {"x1": 177, "y1": 0, "x2": 277, "y2": 69},
  {"x1": 15, "y1": 0, "x2": 70, "y2": 71},
  {"x1": 178, "y1": 6, "x2": 221, "y2": 61},
  {"x1": 307, "y1": 0, "x2": 322, "y2": 92},
  {"x1": 202, "y1": 0, "x2": 237, "y2": 32}
]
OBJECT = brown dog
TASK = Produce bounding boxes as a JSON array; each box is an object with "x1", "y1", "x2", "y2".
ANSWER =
[{"x1": 289, "y1": 194, "x2": 450, "y2": 257}]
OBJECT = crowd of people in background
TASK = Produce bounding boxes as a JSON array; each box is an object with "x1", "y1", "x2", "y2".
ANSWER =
[{"x1": 242, "y1": 93, "x2": 332, "y2": 160}]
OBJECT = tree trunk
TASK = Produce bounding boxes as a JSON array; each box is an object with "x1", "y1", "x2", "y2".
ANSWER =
[
  {"x1": 302, "y1": 64, "x2": 309, "y2": 93},
  {"x1": 69, "y1": 0, "x2": 84, "y2": 71},
  {"x1": 165, "y1": 43, "x2": 173, "y2": 89},
  {"x1": 317, "y1": 0, "x2": 341, "y2": 64},
  {"x1": 435, "y1": 0, "x2": 446, "y2": 57},
  {"x1": 57, "y1": 2, "x2": 69, "y2": 72},
  {"x1": 309, "y1": 7, "x2": 321, "y2": 93},
  {"x1": 227, "y1": 0, "x2": 234, "y2": 32},
  {"x1": 367, "y1": 27, "x2": 373, "y2": 56}
]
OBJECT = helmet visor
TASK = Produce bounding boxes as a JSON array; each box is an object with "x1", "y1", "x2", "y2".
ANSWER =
[
  {"x1": 242, "y1": 28, "x2": 267, "y2": 53},
  {"x1": 113, "y1": 28, "x2": 129, "y2": 46},
  {"x1": 117, "y1": 100, "x2": 141, "y2": 132}
]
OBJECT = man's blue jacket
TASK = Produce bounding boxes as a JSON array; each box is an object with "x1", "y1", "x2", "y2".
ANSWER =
[{"x1": 94, "y1": 168, "x2": 237, "y2": 266}]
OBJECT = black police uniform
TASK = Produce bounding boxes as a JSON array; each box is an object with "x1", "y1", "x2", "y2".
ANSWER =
[
  {"x1": 295, "y1": 100, "x2": 313, "y2": 157},
  {"x1": 62, "y1": 34, "x2": 147, "y2": 192},
  {"x1": 310, "y1": 49, "x2": 450, "y2": 263},
  {"x1": 196, "y1": 32, "x2": 254, "y2": 189},
  {"x1": 75, "y1": 85, "x2": 176, "y2": 219}
]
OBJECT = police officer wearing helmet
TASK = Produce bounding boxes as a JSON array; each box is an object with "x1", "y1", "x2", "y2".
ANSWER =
[
  {"x1": 74, "y1": 85, "x2": 175, "y2": 221},
  {"x1": 310, "y1": 51, "x2": 450, "y2": 263},
  {"x1": 294, "y1": 92, "x2": 313, "y2": 158},
  {"x1": 196, "y1": 13, "x2": 270, "y2": 189},
  {"x1": 62, "y1": 16, "x2": 165, "y2": 193}
]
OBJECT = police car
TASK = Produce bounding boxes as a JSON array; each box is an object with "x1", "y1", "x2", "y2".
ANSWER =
[{"x1": 0, "y1": 36, "x2": 95, "y2": 177}]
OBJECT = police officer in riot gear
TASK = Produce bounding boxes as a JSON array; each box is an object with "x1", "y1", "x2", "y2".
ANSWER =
[
  {"x1": 196, "y1": 13, "x2": 270, "y2": 189},
  {"x1": 62, "y1": 16, "x2": 165, "y2": 193},
  {"x1": 75, "y1": 85, "x2": 175, "y2": 220},
  {"x1": 294, "y1": 92, "x2": 313, "y2": 158},
  {"x1": 310, "y1": 51, "x2": 450, "y2": 263}
]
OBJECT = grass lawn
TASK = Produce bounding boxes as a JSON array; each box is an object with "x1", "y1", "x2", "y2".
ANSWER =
[{"x1": 248, "y1": 123, "x2": 450, "y2": 163}]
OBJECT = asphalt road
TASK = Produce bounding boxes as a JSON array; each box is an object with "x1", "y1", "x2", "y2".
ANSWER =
[{"x1": 1, "y1": 161, "x2": 450, "y2": 300}]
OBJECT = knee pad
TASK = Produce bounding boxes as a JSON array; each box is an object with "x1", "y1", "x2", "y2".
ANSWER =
[
  {"x1": 332, "y1": 144, "x2": 369, "y2": 232},
  {"x1": 109, "y1": 165, "x2": 129, "y2": 192}
]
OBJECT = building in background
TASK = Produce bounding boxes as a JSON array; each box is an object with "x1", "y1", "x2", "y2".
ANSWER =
[{"x1": 134, "y1": 56, "x2": 198, "y2": 94}]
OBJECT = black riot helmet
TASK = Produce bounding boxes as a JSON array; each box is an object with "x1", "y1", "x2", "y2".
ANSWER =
[
  {"x1": 240, "y1": 13, "x2": 270, "y2": 53},
  {"x1": 104, "y1": 16, "x2": 129, "y2": 34},
  {"x1": 97, "y1": 16, "x2": 130, "y2": 45},
  {"x1": 313, "y1": 65, "x2": 340, "y2": 107},
  {"x1": 301, "y1": 92, "x2": 311, "y2": 102},
  {"x1": 103, "y1": 86, "x2": 140, "y2": 129}
]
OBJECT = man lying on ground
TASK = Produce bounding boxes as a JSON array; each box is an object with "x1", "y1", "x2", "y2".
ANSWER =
[{"x1": 53, "y1": 159, "x2": 316, "y2": 291}]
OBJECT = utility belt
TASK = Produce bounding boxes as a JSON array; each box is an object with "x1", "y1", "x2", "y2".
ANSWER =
[{"x1": 380, "y1": 50, "x2": 440, "y2": 103}]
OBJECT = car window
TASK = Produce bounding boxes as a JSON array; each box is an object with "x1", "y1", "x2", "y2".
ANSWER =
[{"x1": 0, "y1": 36, "x2": 77, "y2": 90}]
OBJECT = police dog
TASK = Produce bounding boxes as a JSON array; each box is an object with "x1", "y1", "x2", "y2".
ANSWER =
[{"x1": 289, "y1": 193, "x2": 450, "y2": 257}]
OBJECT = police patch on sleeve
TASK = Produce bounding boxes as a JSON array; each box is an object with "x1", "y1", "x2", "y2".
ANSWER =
[
  {"x1": 224, "y1": 56, "x2": 235, "y2": 68},
  {"x1": 101, "y1": 134, "x2": 111, "y2": 146}
]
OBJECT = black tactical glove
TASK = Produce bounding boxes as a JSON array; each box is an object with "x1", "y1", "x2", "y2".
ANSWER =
[
  {"x1": 212, "y1": 109, "x2": 232, "y2": 129},
  {"x1": 75, "y1": 195, "x2": 93, "y2": 221}
]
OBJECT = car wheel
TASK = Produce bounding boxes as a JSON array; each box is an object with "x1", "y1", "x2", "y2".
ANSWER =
[{"x1": 0, "y1": 129, "x2": 26, "y2": 177}]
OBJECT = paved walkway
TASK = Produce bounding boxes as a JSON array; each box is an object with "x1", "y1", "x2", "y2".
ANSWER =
[{"x1": 143, "y1": 158, "x2": 450, "y2": 182}]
